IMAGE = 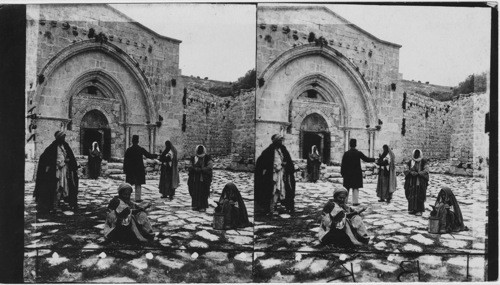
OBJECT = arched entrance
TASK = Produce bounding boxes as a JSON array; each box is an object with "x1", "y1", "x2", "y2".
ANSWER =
[
  {"x1": 300, "y1": 113, "x2": 330, "y2": 162},
  {"x1": 80, "y1": 110, "x2": 111, "y2": 160}
]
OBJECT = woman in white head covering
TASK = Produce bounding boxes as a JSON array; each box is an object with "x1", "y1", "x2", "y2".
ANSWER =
[
  {"x1": 307, "y1": 145, "x2": 321, "y2": 182},
  {"x1": 187, "y1": 145, "x2": 213, "y2": 212},
  {"x1": 159, "y1": 140, "x2": 180, "y2": 200},
  {"x1": 375, "y1": 145, "x2": 397, "y2": 203},
  {"x1": 88, "y1": 141, "x2": 102, "y2": 179},
  {"x1": 403, "y1": 149, "x2": 429, "y2": 216}
]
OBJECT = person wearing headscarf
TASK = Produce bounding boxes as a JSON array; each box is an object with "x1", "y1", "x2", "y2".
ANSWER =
[
  {"x1": 254, "y1": 134, "x2": 296, "y2": 216},
  {"x1": 307, "y1": 145, "x2": 321, "y2": 183},
  {"x1": 340, "y1": 138, "x2": 376, "y2": 206},
  {"x1": 214, "y1": 182, "x2": 252, "y2": 229},
  {"x1": 404, "y1": 149, "x2": 429, "y2": 216},
  {"x1": 123, "y1": 135, "x2": 158, "y2": 202},
  {"x1": 88, "y1": 141, "x2": 102, "y2": 179},
  {"x1": 429, "y1": 187, "x2": 468, "y2": 233},
  {"x1": 318, "y1": 186, "x2": 370, "y2": 247},
  {"x1": 375, "y1": 145, "x2": 397, "y2": 203},
  {"x1": 33, "y1": 130, "x2": 79, "y2": 213},
  {"x1": 103, "y1": 183, "x2": 155, "y2": 244},
  {"x1": 187, "y1": 145, "x2": 213, "y2": 212},
  {"x1": 159, "y1": 140, "x2": 180, "y2": 200}
]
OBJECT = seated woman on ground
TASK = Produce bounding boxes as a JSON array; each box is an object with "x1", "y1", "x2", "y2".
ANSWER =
[
  {"x1": 429, "y1": 187, "x2": 468, "y2": 234},
  {"x1": 214, "y1": 182, "x2": 252, "y2": 229},
  {"x1": 103, "y1": 183, "x2": 155, "y2": 244},
  {"x1": 318, "y1": 186, "x2": 370, "y2": 248}
]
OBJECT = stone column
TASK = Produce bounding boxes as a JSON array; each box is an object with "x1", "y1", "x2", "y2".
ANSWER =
[
  {"x1": 124, "y1": 125, "x2": 130, "y2": 150},
  {"x1": 368, "y1": 130, "x2": 375, "y2": 157},
  {"x1": 147, "y1": 126, "x2": 152, "y2": 153},
  {"x1": 344, "y1": 129, "x2": 350, "y2": 151}
]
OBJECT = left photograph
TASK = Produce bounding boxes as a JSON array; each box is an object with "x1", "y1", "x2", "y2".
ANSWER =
[{"x1": 24, "y1": 4, "x2": 256, "y2": 283}]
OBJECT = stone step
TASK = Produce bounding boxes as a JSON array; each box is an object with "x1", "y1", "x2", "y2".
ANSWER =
[
  {"x1": 323, "y1": 173, "x2": 342, "y2": 179},
  {"x1": 109, "y1": 174, "x2": 126, "y2": 181},
  {"x1": 324, "y1": 166, "x2": 341, "y2": 173},
  {"x1": 107, "y1": 162, "x2": 123, "y2": 170},
  {"x1": 105, "y1": 169, "x2": 124, "y2": 175}
]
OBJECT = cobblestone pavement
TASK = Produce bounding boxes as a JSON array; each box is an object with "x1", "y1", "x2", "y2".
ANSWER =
[
  {"x1": 23, "y1": 170, "x2": 253, "y2": 282},
  {"x1": 254, "y1": 174, "x2": 488, "y2": 282},
  {"x1": 23, "y1": 170, "x2": 488, "y2": 282}
]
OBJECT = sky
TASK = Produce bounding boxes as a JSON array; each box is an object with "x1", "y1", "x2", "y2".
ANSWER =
[
  {"x1": 112, "y1": 3, "x2": 492, "y2": 86},
  {"x1": 111, "y1": 4, "x2": 256, "y2": 82},
  {"x1": 327, "y1": 4, "x2": 492, "y2": 86}
]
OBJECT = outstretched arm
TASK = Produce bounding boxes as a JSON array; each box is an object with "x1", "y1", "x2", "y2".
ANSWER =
[{"x1": 359, "y1": 151, "x2": 376, "y2": 163}]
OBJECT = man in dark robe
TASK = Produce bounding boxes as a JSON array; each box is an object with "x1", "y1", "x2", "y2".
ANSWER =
[
  {"x1": 123, "y1": 135, "x2": 158, "y2": 202},
  {"x1": 254, "y1": 134, "x2": 296, "y2": 215},
  {"x1": 340, "y1": 138, "x2": 375, "y2": 206},
  {"x1": 33, "y1": 131, "x2": 79, "y2": 214}
]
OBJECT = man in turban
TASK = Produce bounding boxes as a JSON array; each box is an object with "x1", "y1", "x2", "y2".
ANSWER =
[
  {"x1": 104, "y1": 183, "x2": 154, "y2": 244},
  {"x1": 340, "y1": 138, "x2": 375, "y2": 206},
  {"x1": 34, "y1": 130, "x2": 79, "y2": 214},
  {"x1": 318, "y1": 186, "x2": 369, "y2": 247},
  {"x1": 254, "y1": 134, "x2": 296, "y2": 216}
]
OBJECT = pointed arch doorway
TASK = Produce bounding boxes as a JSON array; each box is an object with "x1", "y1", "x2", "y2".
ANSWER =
[
  {"x1": 80, "y1": 109, "x2": 111, "y2": 160},
  {"x1": 300, "y1": 113, "x2": 330, "y2": 163}
]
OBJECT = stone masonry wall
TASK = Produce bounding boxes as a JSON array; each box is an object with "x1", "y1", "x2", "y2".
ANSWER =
[
  {"x1": 228, "y1": 89, "x2": 256, "y2": 162},
  {"x1": 448, "y1": 93, "x2": 489, "y2": 176},
  {"x1": 181, "y1": 83, "x2": 233, "y2": 159},
  {"x1": 400, "y1": 84, "x2": 453, "y2": 161}
]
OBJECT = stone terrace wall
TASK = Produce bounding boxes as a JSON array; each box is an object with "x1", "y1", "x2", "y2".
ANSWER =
[
  {"x1": 228, "y1": 89, "x2": 256, "y2": 162},
  {"x1": 399, "y1": 80, "x2": 454, "y2": 161},
  {"x1": 399, "y1": 79, "x2": 453, "y2": 101},
  {"x1": 181, "y1": 83, "x2": 233, "y2": 159},
  {"x1": 181, "y1": 75, "x2": 233, "y2": 91},
  {"x1": 448, "y1": 93, "x2": 489, "y2": 176}
]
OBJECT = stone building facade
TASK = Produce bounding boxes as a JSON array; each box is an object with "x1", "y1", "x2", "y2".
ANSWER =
[
  {"x1": 25, "y1": 4, "x2": 255, "y2": 164},
  {"x1": 256, "y1": 5, "x2": 490, "y2": 170},
  {"x1": 256, "y1": 5, "x2": 402, "y2": 163}
]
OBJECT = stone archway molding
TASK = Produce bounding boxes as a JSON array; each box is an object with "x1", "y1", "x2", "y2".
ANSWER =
[
  {"x1": 259, "y1": 44, "x2": 377, "y2": 126},
  {"x1": 37, "y1": 39, "x2": 156, "y2": 122},
  {"x1": 296, "y1": 110, "x2": 334, "y2": 134},
  {"x1": 288, "y1": 73, "x2": 349, "y2": 127},
  {"x1": 67, "y1": 69, "x2": 128, "y2": 122}
]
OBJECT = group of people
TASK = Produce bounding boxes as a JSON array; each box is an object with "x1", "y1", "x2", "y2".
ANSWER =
[
  {"x1": 34, "y1": 131, "x2": 251, "y2": 245},
  {"x1": 254, "y1": 134, "x2": 468, "y2": 248},
  {"x1": 33, "y1": 130, "x2": 467, "y2": 247}
]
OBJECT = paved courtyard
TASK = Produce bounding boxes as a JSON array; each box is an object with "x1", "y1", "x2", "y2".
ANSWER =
[
  {"x1": 23, "y1": 169, "x2": 488, "y2": 282},
  {"x1": 23, "y1": 170, "x2": 254, "y2": 282},
  {"x1": 254, "y1": 173, "x2": 488, "y2": 282}
]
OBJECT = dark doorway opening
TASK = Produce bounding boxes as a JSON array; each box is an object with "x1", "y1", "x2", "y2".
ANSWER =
[
  {"x1": 81, "y1": 128, "x2": 111, "y2": 160},
  {"x1": 80, "y1": 109, "x2": 111, "y2": 160},
  {"x1": 301, "y1": 131, "x2": 331, "y2": 163},
  {"x1": 299, "y1": 113, "x2": 331, "y2": 164}
]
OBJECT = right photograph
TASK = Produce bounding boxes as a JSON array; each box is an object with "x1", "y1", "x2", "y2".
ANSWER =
[{"x1": 253, "y1": 3, "x2": 491, "y2": 283}]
